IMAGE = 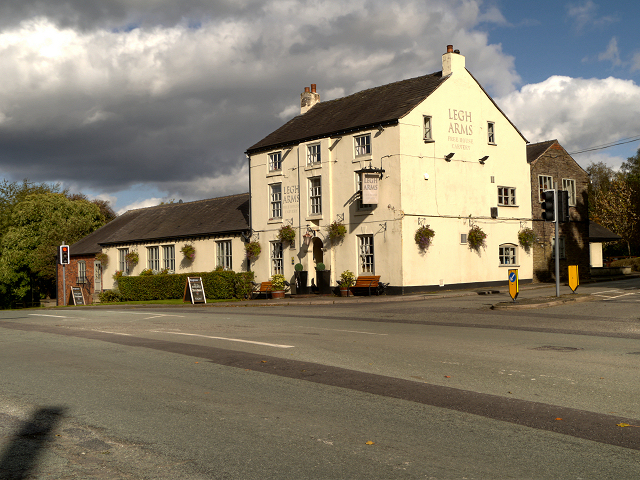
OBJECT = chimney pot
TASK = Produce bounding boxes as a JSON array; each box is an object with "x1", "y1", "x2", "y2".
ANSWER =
[
  {"x1": 447, "y1": 45, "x2": 453, "y2": 53},
  {"x1": 304, "y1": 87, "x2": 310, "y2": 93},
  {"x1": 311, "y1": 84, "x2": 316, "y2": 93}
]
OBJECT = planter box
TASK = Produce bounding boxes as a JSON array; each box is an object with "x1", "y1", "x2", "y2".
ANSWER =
[
  {"x1": 294, "y1": 271, "x2": 308, "y2": 295},
  {"x1": 316, "y1": 270, "x2": 331, "y2": 295},
  {"x1": 591, "y1": 266, "x2": 632, "y2": 276}
]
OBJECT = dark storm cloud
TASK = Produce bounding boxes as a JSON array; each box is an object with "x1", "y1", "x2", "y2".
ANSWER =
[{"x1": 0, "y1": 0, "x2": 523, "y2": 209}]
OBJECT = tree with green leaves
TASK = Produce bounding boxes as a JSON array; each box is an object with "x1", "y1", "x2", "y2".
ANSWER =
[{"x1": 0, "y1": 192, "x2": 104, "y2": 306}]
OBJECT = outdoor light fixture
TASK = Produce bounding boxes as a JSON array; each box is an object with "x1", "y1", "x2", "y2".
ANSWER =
[
  {"x1": 445, "y1": 152, "x2": 455, "y2": 161},
  {"x1": 479, "y1": 156, "x2": 489, "y2": 165},
  {"x1": 377, "y1": 125, "x2": 384, "y2": 133}
]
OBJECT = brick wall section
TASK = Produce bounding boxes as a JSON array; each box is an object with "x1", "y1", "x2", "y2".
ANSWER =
[
  {"x1": 56, "y1": 255, "x2": 97, "y2": 305},
  {"x1": 530, "y1": 142, "x2": 590, "y2": 282}
]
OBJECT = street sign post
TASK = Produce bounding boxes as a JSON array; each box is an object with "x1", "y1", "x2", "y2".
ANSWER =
[
  {"x1": 508, "y1": 269, "x2": 519, "y2": 302},
  {"x1": 568, "y1": 265, "x2": 579, "y2": 293}
]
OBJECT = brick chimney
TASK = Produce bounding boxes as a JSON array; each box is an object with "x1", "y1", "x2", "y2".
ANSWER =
[
  {"x1": 442, "y1": 45, "x2": 465, "y2": 77},
  {"x1": 300, "y1": 84, "x2": 320, "y2": 114}
]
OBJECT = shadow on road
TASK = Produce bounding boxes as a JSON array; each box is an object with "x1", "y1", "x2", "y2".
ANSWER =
[{"x1": 0, "y1": 406, "x2": 66, "y2": 480}]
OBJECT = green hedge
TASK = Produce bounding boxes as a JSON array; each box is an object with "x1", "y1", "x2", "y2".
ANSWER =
[
  {"x1": 610, "y1": 257, "x2": 640, "y2": 272},
  {"x1": 116, "y1": 271, "x2": 254, "y2": 301}
]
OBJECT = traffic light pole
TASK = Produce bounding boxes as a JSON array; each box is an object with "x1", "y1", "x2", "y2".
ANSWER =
[
  {"x1": 554, "y1": 184, "x2": 560, "y2": 297},
  {"x1": 62, "y1": 241, "x2": 66, "y2": 306}
]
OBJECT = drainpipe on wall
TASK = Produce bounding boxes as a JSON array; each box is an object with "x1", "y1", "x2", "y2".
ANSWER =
[{"x1": 246, "y1": 153, "x2": 252, "y2": 273}]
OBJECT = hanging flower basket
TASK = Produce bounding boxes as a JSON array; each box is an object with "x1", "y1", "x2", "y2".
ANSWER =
[
  {"x1": 518, "y1": 227, "x2": 537, "y2": 251},
  {"x1": 327, "y1": 221, "x2": 347, "y2": 243},
  {"x1": 181, "y1": 244, "x2": 196, "y2": 262},
  {"x1": 245, "y1": 241, "x2": 261, "y2": 259},
  {"x1": 467, "y1": 225, "x2": 487, "y2": 251},
  {"x1": 278, "y1": 225, "x2": 296, "y2": 243},
  {"x1": 95, "y1": 252, "x2": 109, "y2": 268},
  {"x1": 414, "y1": 225, "x2": 435, "y2": 251},
  {"x1": 125, "y1": 251, "x2": 139, "y2": 267}
]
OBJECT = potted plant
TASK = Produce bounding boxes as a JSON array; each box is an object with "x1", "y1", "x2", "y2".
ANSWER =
[
  {"x1": 245, "y1": 241, "x2": 261, "y2": 259},
  {"x1": 125, "y1": 251, "x2": 139, "y2": 268},
  {"x1": 271, "y1": 274, "x2": 287, "y2": 299},
  {"x1": 414, "y1": 225, "x2": 435, "y2": 251},
  {"x1": 339, "y1": 270, "x2": 355, "y2": 297},
  {"x1": 294, "y1": 263, "x2": 308, "y2": 294},
  {"x1": 181, "y1": 244, "x2": 196, "y2": 262},
  {"x1": 327, "y1": 221, "x2": 347, "y2": 244},
  {"x1": 278, "y1": 225, "x2": 296, "y2": 244},
  {"x1": 468, "y1": 225, "x2": 487, "y2": 252},
  {"x1": 518, "y1": 227, "x2": 537, "y2": 252}
]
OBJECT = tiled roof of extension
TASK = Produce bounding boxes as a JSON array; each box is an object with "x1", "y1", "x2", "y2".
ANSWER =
[
  {"x1": 70, "y1": 193, "x2": 250, "y2": 255},
  {"x1": 526, "y1": 139, "x2": 558, "y2": 164},
  {"x1": 247, "y1": 72, "x2": 448, "y2": 154}
]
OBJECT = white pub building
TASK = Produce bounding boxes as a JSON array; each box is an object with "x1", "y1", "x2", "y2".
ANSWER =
[{"x1": 246, "y1": 45, "x2": 533, "y2": 294}]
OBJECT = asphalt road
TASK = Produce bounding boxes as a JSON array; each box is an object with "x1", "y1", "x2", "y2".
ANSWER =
[{"x1": 1, "y1": 279, "x2": 640, "y2": 479}]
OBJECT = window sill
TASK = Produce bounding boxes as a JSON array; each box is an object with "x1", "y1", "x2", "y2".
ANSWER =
[
  {"x1": 305, "y1": 214, "x2": 323, "y2": 221},
  {"x1": 267, "y1": 218, "x2": 283, "y2": 224},
  {"x1": 305, "y1": 164, "x2": 322, "y2": 172},
  {"x1": 353, "y1": 155, "x2": 372, "y2": 163},
  {"x1": 499, "y1": 264, "x2": 519, "y2": 267},
  {"x1": 423, "y1": 139, "x2": 435, "y2": 144},
  {"x1": 354, "y1": 209, "x2": 375, "y2": 216},
  {"x1": 488, "y1": 142, "x2": 497, "y2": 146},
  {"x1": 497, "y1": 204, "x2": 518, "y2": 207},
  {"x1": 267, "y1": 170, "x2": 283, "y2": 178}
]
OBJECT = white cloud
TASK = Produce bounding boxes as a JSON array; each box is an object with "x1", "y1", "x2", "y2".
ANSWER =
[
  {"x1": 597, "y1": 37, "x2": 621, "y2": 66},
  {"x1": 567, "y1": 1, "x2": 617, "y2": 32},
  {"x1": 631, "y1": 51, "x2": 640, "y2": 72},
  {"x1": 117, "y1": 197, "x2": 163, "y2": 215},
  {"x1": 498, "y1": 75, "x2": 640, "y2": 165}
]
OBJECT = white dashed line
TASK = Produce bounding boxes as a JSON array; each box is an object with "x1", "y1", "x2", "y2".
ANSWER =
[
  {"x1": 150, "y1": 331, "x2": 294, "y2": 348},
  {"x1": 28, "y1": 314, "x2": 67, "y2": 318}
]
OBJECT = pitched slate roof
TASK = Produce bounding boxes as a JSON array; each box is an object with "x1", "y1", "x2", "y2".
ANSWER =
[
  {"x1": 589, "y1": 221, "x2": 622, "y2": 242},
  {"x1": 70, "y1": 193, "x2": 250, "y2": 254},
  {"x1": 526, "y1": 140, "x2": 558, "y2": 164},
  {"x1": 247, "y1": 72, "x2": 448, "y2": 154}
]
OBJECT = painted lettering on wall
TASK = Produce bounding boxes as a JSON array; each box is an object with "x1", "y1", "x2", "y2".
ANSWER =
[
  {"x1": 283, "y1": 185, "x2": 299, "y2": 215},
  {"x1": 448, "y1": 109, "x2": 474, "y2": 151}
]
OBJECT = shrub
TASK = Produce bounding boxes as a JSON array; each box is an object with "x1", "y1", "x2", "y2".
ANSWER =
[
  {"x1": 139, "y1": 268, "x2": 155, "y2": 276},
  {"x1": 316, "y1": 262, "x2": 325, "y2": 271},
  {"x1": 610, "y1": 257, "x2": 640, "y2": 271},
  {"x1": 112, "y1": 270, "x2": 123, "y2": 280},
  {"x1": 414, "y1": 225, "x2": 435, "y2": 250},
  {"x1": 99, "y1": 289, "x2": 123, "y2": 303},
  {"x1": 271, "y1": 274, "x2": 287, "y2": 291},
  {"x1": 294, "y1": 263, "x2": 304, "y2": 271}
]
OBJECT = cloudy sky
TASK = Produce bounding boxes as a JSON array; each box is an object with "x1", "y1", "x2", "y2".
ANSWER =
[{"x1": 1, "y1": 0, "x2": 639, "y2": 213}]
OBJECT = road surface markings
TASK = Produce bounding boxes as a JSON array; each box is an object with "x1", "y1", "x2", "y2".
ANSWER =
[
  {"x1": 150, "y1": 331, "x2": 294, "y2": 349},
  {"x1": 300, "y1": 326, "x2": 388, "y2": 336},
  {"x1": 102, "y1": 311, "x2": 186, "y2": 320},
  {"x1": 91, "y1": 329, "x2": 132, "y2": 336},
  {"x1": 29, "y1": 314, "x2": 67, "y2": 318},
  {"x1": 591, "y1": 289, "x2": 638, "y2": 300}
]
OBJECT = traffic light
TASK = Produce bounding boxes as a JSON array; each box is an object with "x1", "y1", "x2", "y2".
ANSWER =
[
  {"x1": 557, "y1": 190, "x2": 570, "y2": 223},
  {"x1": 541, "y1": 190, "x2": 556, "y2": 222},
  {"x1": 59, "y1": 245, "x2": 70, "y2": 265}
]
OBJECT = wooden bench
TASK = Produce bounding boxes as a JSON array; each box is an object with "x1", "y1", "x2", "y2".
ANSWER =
[
  {"x1": 251, "y1": 281, "x2": 272, "y2": 299},
  {"x1": 349, "y1": 275, "x2": 385, "y2": 296}
]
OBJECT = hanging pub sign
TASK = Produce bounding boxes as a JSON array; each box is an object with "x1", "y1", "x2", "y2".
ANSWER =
[
  {"x1": 362, "y1": 173, "x2": 379, "y2": 204},
  {"x1": 184, "y1": 277, "x2": 207, "y2": 304}
]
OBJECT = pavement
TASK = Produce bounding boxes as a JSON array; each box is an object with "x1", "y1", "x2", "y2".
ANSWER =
[{"x1": 44, "y1": 272, "x2": 640, "y2": 311}]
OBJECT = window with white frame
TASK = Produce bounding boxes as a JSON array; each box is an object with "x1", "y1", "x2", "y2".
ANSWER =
[
  {"x1": 356, "y1": 173, "x2": 374, "y2": 211},
  {"x1": 162, "y1": 245, "x2": 175, "y2": 271},
  {"x1": 562, "y1": 178, "x2": 576, "y2": 206},
  {"x1": 538, "y1": 175, "x2": 553, "y2": 201},
  {"x1": 118, "y1": 248, "x2": 129, "y2": 274},
  {"x1": 269, "y1": 152, "x2": 282, "y2": 171},
  {"x1": 551, "y1": 236, "x2": 566, "y2": 259},
  {"x1": 78, "y1": 260, "x2": 87, "y2": 283},
  {"x1": 358, "y1": 235, "x2": 374, "y2": 274},
  {"x1": 216, "y1": 240, "x2": 232, "y2": 270},
  {"x1": 307, "y1": 144, "x2": 321, "y2": 165},
  {"x1": 354, "y1": 134, "x2": 371, "y2": 156},
  {"x1": 271, "y1": 241, "x2": 283, "y2": 275},
  {"x1": 270, "y1": 183, "x2": 282, "y2": 219},
  {"x1": 147, "y1": 246, "x2": 160, "y2": 271},
  {"x1": 309, "y1": 177, "x2": 322, "y2": 215},
  {"x1": 498, "y1": 186, "x2": 516, "y2": 206},
  {"x1": 499, "y1": 244, "x2": 517, "y2": 265},
  {"x1": 423, "y1": 116, "x2": 433, "y2": 141},
  {"x1": 488, "y1": 121, "x2": 495, "y2": 144}
]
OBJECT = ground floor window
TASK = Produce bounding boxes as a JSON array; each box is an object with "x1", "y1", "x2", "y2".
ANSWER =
[
  {"x1": 162, "y1": 245, "x2": 175, "y2": 271},
  {"x1": 358, "y1": 235, "x2": 374, "y2": 274},
  {"x1": 118, "y1": 248, "x2": 129, "y2": 274},
  {"x1": 551, "y1": 236, "x2": 566, "y2": 259},
  {"x1": 78, "y1": 260, "x2": 87, "y2": 284},
  {"x1": 147, "y1": 246, "x2": 160, "y2": 271},
  {"x1": 499, "y1": 244, "x2": 517, "y2": 265},
  {"x1": 217, "y1": 240, "x2": 232, "y2": 270},
  {"x1": 271, "y1": 242, "x2": 283, "y2": 275}
]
